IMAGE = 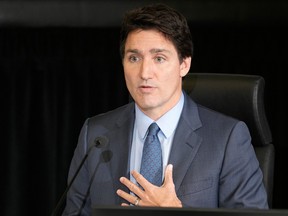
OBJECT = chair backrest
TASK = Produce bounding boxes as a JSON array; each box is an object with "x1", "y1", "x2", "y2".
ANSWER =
[{"x1": 182, "y1": 73, "x2": 275, "y2": 207}]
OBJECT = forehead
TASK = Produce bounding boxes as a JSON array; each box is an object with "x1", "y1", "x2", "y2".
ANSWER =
[{"x1": 125, "y1": 29, "x2": 176, "y2": 53}]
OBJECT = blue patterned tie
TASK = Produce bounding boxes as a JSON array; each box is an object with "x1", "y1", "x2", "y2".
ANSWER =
[{"x1": 140, "y1": 123, "x2": 163, "y2": 186}]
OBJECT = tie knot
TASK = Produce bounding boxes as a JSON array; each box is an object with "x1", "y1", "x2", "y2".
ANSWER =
[{"x1": 148, "y1": 123, "x2": 160, "y2": 136}]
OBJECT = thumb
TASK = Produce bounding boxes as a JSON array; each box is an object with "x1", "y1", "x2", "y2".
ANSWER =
[{"x1": 163, "y1": 164, "x2": 174, "y2": 185}]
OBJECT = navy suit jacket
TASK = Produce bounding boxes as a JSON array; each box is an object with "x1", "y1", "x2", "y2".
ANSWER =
[{"x1": 63, "y1": 92, "x2": 268, "y2": 215}]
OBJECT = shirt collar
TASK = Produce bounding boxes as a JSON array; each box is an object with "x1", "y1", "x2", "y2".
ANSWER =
[{"x1": 135, "y1": 92, "x2": 184, "y2": 140}]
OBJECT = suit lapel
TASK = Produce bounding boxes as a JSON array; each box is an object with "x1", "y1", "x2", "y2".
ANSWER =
[
  {"x1": 103, "y1": 103, "x2": 135, "y2": 204},
  {"x1": 168, "y1": 93, "x2": 203, "y2": 192}
]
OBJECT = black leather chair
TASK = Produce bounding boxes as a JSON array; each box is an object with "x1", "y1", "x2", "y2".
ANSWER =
[{"x1": 182, "y1": 73, "x2": 275, "y2": 208}]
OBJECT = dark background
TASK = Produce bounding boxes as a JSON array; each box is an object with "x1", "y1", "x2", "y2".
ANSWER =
[{"x1": 1, "y1": 1, "x2": 287, "y2": 215}]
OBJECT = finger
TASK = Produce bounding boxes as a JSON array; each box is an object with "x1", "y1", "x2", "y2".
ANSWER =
[
  {"x1": 116, "y1": 189, "x2": 137, "y2": 204},
  {"x1": 116, "y1": 189, "x2": 130, "y2": 200},
  {"x1": 163, "y1": 164, "x2": 173, "y2": 185},
  {"x1": 131, "y1": 170, "x2": 151, "y2": 189},
  {"x1": 119, "y1": 176, "x2": 143, "y2": 194},
  {"x1": 121, "y1": 203, "x2": 130, "y2": 206}
]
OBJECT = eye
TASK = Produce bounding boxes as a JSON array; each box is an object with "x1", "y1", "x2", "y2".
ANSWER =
[
  {"x1": 155, "y1": 56, "x2": 166, "y2": 63},
  {"x1": 128, "y1": 55, "x2": 140, "y2": 63}
]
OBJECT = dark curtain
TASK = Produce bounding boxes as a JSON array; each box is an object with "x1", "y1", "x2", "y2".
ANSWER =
[
  {"x1": 1, "y1": 22, "x2": 288, "y2": 216},
  {"x1": 1, "y1": 27, "x2": 128, "y2": 216}
]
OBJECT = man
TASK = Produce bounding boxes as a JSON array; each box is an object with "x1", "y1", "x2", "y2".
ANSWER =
[{"x1": 62, "y1": 3, "x2": 268, "y2": 215}]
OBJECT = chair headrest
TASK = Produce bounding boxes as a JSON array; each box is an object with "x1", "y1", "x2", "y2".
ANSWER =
[{"x1": 183, "y1": 73, "x2": 272, "y2": 146}]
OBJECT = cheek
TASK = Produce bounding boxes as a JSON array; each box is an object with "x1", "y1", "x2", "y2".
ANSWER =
[
  {"x1": 124, "y1": 62, "x2": 137, "y2": 76},
  {"x1": 123, "y1": 65, "x2": 132, "y2": 81},
  {"x1": 158, "y1": 68, "x2": 182, "y2": 90},
  {"x1": 124, "y1": 70, "x2": 137, "y2": 93},
  {"x1": 158, "y1": 65, "x2": 181, "y2": 82},
  {"x1": 124, "y1": 73, "x2": 133, "y2": 89}
]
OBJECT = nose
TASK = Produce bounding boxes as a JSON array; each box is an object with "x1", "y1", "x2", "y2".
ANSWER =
[{"x1": 140, "y1": 58, "x2": 153, "y2": 80}]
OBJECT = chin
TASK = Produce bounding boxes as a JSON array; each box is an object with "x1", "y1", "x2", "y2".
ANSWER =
[{"x1": 137, "y1": 101, "x2": 159, "y2": 111}]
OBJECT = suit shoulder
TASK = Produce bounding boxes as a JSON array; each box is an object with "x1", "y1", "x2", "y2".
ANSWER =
[
  {"x1": 87, "y1": 102, "x2": 134, "y2": 126},
  {"x1": 197, "y1": 103, "x2": 239, "y2": 124}
]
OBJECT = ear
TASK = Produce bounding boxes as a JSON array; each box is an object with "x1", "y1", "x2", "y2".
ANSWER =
[{"x1": 180, "y1": 57, "x2": 192, "y2": 77}]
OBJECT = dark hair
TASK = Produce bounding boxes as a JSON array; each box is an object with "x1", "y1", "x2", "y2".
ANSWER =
[{"x1": 119, "y1": 3, "x2": 193, "y2": 62}]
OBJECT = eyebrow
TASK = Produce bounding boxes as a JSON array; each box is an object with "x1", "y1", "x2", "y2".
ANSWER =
[
  {"x1": 150, "y1": 48, "x2": 171, "y2": 54},
  {"x1": 125, "y1": 48, "x2": 172, "y2": 55}
]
